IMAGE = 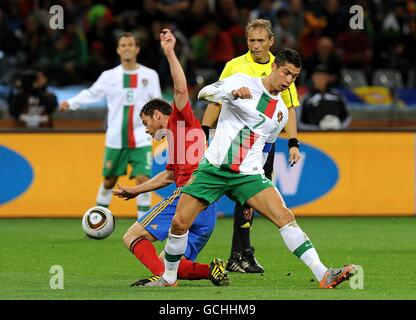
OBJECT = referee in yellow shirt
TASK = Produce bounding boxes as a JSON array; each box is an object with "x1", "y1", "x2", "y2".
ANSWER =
[{"x1": 201, "y1": 19, "x2": 301, "y2": 273}]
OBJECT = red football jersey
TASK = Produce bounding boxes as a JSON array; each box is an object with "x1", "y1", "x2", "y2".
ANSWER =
[{"x1": 166, "y1": 101, "x2": 205, "y2": 187}]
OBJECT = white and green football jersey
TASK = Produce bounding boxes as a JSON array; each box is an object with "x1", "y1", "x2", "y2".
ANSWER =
[
  {"x1": 198, "y1": 73, "x2": 288, "y2": 175},
  {"x1": 68, "y1": 64, "x2": 162, "y2": 149}
]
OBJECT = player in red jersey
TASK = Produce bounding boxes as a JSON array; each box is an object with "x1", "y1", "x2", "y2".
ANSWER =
[{"x1": 113, "y1": 29, "x2": 228, "y2": 287}]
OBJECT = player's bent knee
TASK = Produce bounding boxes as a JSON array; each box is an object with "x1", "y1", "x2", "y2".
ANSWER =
[
  {"x1": 159, "y1": 250, "x2": 165, "y2": 262},
  {"x1": 171, "y1": 215, "x2": 190, "y2": 235},
  {"x1": 122, "y1": 232, "x2": 137, "y2": 249},
  {"x1": 288, "y1": 211, "x2": 295, "y2": 222},
  {"x1": 281, "y1": 209, "x2": 295, "y2": 226},
  {"x1": 103, "y1": 177, "x2": 118, "y2": 189},
  {"x1": 266, "y1": 205, "x2": 295, "y2": 228},
  {"x1": 122, "y1": 223, "x2": 148, "y2": 249},
  {"x1": 122, "y1": 234, "x2": 130, "y2": 249}
]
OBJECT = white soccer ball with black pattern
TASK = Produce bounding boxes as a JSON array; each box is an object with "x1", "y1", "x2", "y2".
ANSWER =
[{"x1": 82, "y1": 206, "x2": 115, "y2": 240}]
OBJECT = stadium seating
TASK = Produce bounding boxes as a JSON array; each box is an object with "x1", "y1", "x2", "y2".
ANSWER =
[
  {"x1": 372, "y1": 69, "x2": 404, "y2": 89},
  {"x1": 340, "y1": 69, "x2": 368, "y2": 88},
  {"x1": 194, "y1": 68, "x2": 218, "y2": 85},
  {"x1": 406, "y1": 68, "x2": 416, "y2": 88}
]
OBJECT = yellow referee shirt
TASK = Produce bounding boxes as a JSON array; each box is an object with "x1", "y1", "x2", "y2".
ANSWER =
[{"x1": 219, "y1": 51, "x2": 299, "y2": 108}]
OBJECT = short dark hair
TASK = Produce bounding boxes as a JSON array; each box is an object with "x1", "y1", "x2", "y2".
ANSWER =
[
  {"x1": 275, "y1": 48, "x2": 302, "y2": 69},
  {"x1": 117, "y1": 32, "x2": 140, "y2": 47},
  {"x1": 140, "y1": 99, "x2": 172, "y2": 117}
]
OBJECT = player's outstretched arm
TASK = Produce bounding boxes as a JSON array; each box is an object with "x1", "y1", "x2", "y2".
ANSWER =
[
  {"x1": 112, "y1": 184, "x2": 140, "y2": 200},
  {"x1": 112, "y1": 170, "x2": 175, "y2": 200},
  {"x1": 59, "y1": 73, "x2": 108, "y2": 111},
  {"x1": 160, "y1": 29, "x2": 188, "y2": 111},
  {"x1": 198, "y1": 78, "x2": 252, "y2": 103}
]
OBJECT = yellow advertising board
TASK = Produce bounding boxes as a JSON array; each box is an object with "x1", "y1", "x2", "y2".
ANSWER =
[
  {"x1": 0, "y1": 132, "x2": 414, "y2": 217},
  {"x1": 287, "y1": 132, "x2": 415, "y2": 216},
  {"x1": 0, "y1": 133, "x2": 165, "y2": 217}
]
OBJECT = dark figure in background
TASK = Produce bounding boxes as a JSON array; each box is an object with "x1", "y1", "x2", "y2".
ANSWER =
[
  {"x1": 299, "y1": 65, "x2": 350, "y2": 130},
  {"x1": 8, "y1": 70, "x2": 57, "y2": 128},
  {"x1": 304, "y1": 37, "x2": 342, "y2": 86}
]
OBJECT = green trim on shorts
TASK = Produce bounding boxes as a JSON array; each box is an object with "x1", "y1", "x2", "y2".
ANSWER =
[
  {"x1": 103, "y1": 146, "x2": 152, "y2": 178},
  {"x1": 181, "y1": 160, "x2": 275, "y2": 205}
]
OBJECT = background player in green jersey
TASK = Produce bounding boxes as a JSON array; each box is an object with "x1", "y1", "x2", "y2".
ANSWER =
[{"x1": 60, "y1": 33, "x2": 162, "y2": 218}]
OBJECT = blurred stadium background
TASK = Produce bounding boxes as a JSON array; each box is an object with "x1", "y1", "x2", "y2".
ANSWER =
[
  {"x1": 0, "y1": 0, "x2": 415, "y2": 217},
  {"x1": 0, "y1": 0, "x2": 415, "y2": 301},
  {"x1": 0, "y1": 0, "x2": 416, "y2": 128}
]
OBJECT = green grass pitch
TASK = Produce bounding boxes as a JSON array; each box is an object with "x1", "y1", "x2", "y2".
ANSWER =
[{"x1": 0, "y1": 217, "x2": 415, "y2": 300}]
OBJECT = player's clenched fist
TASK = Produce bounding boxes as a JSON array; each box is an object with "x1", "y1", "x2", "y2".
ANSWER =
[
  {"x1": 231, "y1": 87, "x2": 252, "y2": 99},
  {"x1": 160, "y1": 28, "x2": 176, "y2": 55}
]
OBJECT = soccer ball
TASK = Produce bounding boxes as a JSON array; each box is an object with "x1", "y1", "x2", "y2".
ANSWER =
[{"x1": 81, "y1": 206, "x2": 115, "y2": 240}]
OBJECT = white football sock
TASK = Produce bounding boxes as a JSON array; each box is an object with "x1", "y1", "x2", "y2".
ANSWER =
[
  {"x1": 137, "y1": 192, "x2": 151, "y2": 218},
  {"x1": 163, "y1": 230, "x2": 188, "y2": 284},
  {"x1": 279, "y1": 221, "x2": 328, "y2": 281},
  {"x1": 96, "y1": 183, "x2": 112, "y2": 207}
]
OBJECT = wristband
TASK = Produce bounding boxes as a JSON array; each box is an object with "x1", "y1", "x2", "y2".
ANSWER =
[
  {"x1": 202, "y1": 125, "x2": 211, "y2": 141},
  {"x1": 288, "y1": 138, "x2": 300, "y2": 149}
]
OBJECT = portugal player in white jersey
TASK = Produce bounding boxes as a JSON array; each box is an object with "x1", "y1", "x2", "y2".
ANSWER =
[
  {"x1": 60, "y1": 33, "x2": 162, "y2": 218},
  {"x1": 147, "y1": 48, "x2": 356, "y2": 288}
]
